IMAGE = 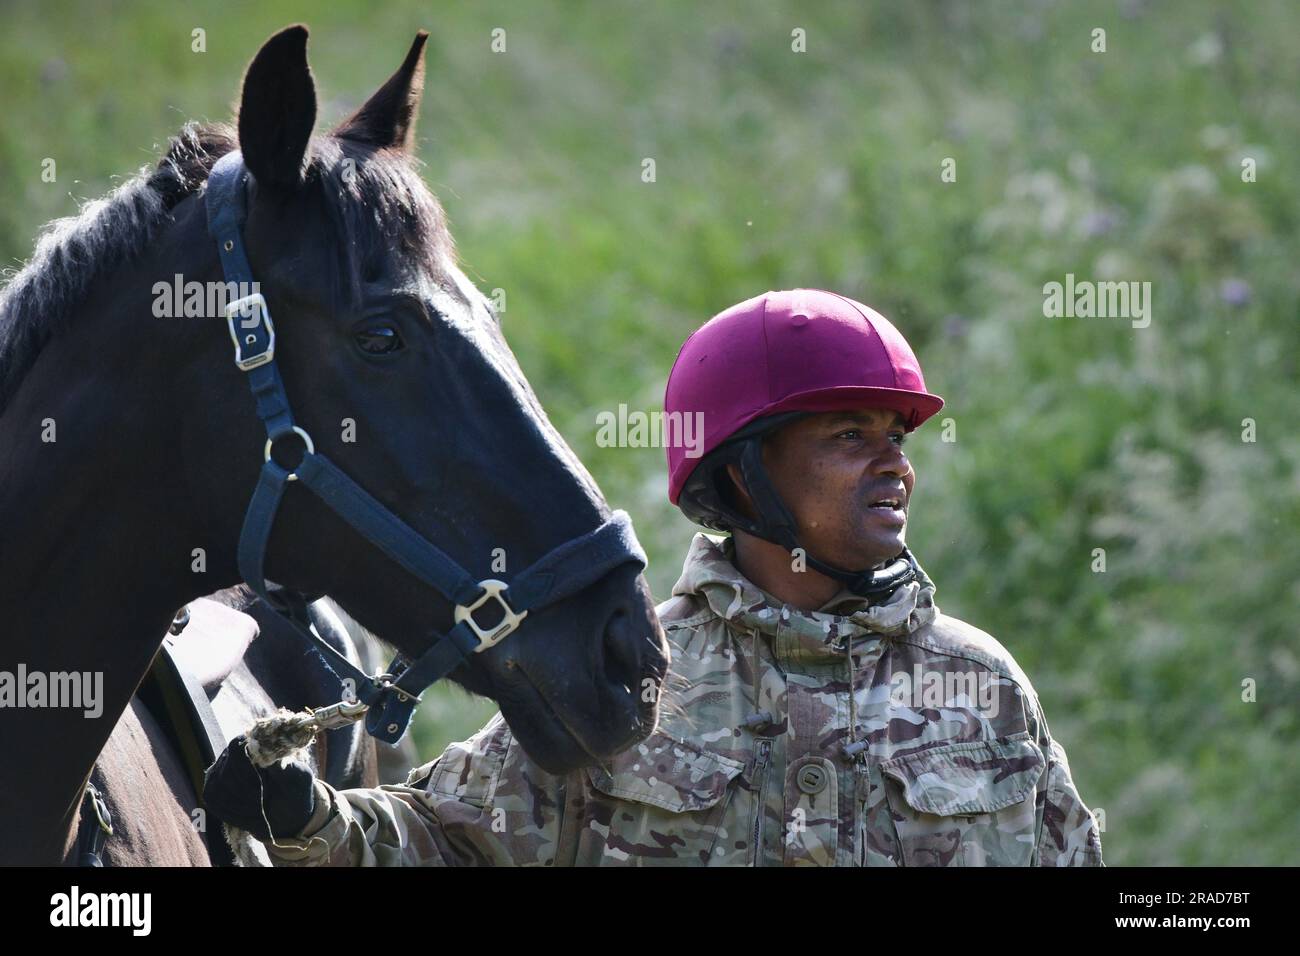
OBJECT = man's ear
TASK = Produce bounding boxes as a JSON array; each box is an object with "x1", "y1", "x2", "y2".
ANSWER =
[{"x1": 725, "y1": 462, "x2": 758, "y2": 520}]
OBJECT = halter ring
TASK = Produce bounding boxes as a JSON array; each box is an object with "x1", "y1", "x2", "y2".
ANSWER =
[{"x1": 264, "y1": 426, "x2": 315, "y2": 481}]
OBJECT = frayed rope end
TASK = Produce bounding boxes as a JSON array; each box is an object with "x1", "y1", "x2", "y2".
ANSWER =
[{"x1": 244, "y1": 707, "x2": 319, "y2": 768}]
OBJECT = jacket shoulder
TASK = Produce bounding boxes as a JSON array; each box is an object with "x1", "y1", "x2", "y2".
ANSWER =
[{"x1": 902, "y1": 611, "x2": 1041, "y2": 704}]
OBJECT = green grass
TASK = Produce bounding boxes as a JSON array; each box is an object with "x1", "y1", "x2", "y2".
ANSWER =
[{"x1": 3, "y1": 0, "x2": 1297, "y2": 864}]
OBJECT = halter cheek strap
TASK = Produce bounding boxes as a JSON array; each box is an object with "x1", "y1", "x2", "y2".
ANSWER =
[{"x1": 205, "y1": 151, "x2": 647, "y2": 744}]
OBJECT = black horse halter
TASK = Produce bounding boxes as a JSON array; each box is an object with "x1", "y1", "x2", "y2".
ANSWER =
[{"x1": 205, "y1": 151, "x2": 646, "y2": 744}]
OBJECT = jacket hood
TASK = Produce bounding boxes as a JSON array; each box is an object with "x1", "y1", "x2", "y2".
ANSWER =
[{"x1": 670, "y1": 532, "x2": 939, "y2": 666}]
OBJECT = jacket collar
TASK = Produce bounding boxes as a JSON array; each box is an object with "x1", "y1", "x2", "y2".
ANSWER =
[{"x1": 670, "y1": 533, "x2": 938, "y2": 667}]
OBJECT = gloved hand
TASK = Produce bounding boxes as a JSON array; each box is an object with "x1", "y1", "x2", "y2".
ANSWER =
[{"x1": 203, "y1": 734, "x2": 318, "y2": 841}]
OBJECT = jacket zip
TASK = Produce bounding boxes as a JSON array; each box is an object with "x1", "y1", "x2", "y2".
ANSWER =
[{"x1": 751, "y1": 738, "x2": 772, "y2": 867}]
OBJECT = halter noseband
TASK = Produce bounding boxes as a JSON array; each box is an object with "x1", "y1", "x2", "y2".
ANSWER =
[{"x1": 205, "y1": 151, "x2": 646, "y2": 744}]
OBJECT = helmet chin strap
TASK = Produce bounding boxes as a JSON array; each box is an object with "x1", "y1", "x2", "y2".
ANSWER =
[{"x1": 734, "y1": 438, "x2": 918, "y2": 601}]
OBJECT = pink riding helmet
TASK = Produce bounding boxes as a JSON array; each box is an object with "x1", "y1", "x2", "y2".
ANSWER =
[{"x1": 665, "y1": 289, "x2": 944, "y2": 504}]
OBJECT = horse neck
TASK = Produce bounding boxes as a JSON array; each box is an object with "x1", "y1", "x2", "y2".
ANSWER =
[{"x1": 0, "y1": 205, "x2": 234, "y2": 862}]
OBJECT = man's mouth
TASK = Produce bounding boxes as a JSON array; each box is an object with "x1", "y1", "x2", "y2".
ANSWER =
[{"x1": 865, "y1": 495, "x2": 907, "y2": 527}]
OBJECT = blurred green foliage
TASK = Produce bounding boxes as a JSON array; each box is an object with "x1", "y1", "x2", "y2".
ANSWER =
[{"x1": 2, "y1": 0, "x2": 1296, "y2": 865}]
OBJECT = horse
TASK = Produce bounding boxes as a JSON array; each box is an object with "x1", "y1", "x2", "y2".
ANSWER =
[{"x1": 0, "y1": 24, "x2": 669, "y2": 865}]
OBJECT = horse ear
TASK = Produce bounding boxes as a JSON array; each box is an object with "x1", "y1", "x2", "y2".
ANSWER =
[
  {"x1": 334, "y1": 31, "x2": 428, "y2": 151},
  {"x1": 237, "y1": 24, "x2": 317, "y2": 189}
]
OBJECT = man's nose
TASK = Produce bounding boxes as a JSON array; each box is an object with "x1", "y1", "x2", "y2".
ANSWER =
[{"x1": 870, "y1": 443, "x2": 910, "y2": 478}]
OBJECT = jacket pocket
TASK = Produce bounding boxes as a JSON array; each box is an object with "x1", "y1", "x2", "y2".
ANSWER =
[
  {"x1": 881, "y1": 733, "x2": 1045, "y2": 867},
  {"x1": 584, "y1": 732, "x2": 746, "y2": 865}
]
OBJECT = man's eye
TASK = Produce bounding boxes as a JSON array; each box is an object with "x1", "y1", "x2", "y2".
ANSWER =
[
  {"x1": 837, "y1": 429, "x2": 862, "y2": 440},
  {"x1": 889, "y1": 432, "x2": 908, "y2": 446},
  {"x1": 355, "y1": 326, "x2": 403, "y2": 354}
]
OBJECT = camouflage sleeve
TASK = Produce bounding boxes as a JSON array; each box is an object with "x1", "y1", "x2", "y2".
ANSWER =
[
  {"x1": 1034, "y1": 734, "x2": 1105, "y2": 867},
  {"x1": 263, "y1": 713, "x2": 572, "y2": 866}
]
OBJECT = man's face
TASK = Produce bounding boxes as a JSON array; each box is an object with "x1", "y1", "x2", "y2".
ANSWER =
[{"x1": 760, "y1": 408, "x2": 915, "y2": 570}]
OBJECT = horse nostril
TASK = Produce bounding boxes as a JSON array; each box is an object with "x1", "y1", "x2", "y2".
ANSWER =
[{"x1": 601, "y1": 607, "x2": 642, "y2": 694}]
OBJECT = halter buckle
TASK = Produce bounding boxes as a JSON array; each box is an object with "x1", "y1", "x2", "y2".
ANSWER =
[
  {"x1": 455, "y1": 579, "x2": 528, "y2": 651},
  {"x1": 225, "y1": 292, "x2": 276, "y2": 370}
]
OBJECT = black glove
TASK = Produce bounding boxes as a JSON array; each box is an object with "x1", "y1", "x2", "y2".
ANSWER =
[{"x1": 203, "y1": 735, "x2": 318, "y2": 841}]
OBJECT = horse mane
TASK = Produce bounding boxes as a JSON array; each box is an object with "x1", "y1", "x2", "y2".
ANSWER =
[{"x1": 0, "y1": 121, "x2": 454, "y2": 414}]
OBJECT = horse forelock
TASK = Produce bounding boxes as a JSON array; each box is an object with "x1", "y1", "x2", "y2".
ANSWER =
[{"x1": 309, "y1": 136, "x2": 457, "y2": 313}]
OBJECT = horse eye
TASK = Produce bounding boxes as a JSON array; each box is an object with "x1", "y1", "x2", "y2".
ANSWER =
[{"x1": 355, "y1": 326, "x2": 403, "y2": 354}]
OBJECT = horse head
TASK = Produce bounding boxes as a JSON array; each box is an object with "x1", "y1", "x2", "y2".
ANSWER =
[{"x1": 177, "y1": 26, "x2": 669, "y2": 772}]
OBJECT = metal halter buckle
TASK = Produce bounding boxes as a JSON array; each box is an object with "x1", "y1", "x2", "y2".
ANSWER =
[
  {"x1": 225, "y1": 292, "x2": 276, "y2": 370},
  {"x1": 455, "y1": 579, "x2": 528, "y2": 651}
]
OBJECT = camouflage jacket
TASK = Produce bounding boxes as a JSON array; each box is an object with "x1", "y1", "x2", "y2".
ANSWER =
[{"x1": 266, "y1": 533, "x2": 1104, "y2": 866}]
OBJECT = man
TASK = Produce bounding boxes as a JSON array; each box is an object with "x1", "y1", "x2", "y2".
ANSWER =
[{"x1": 205, "y1": 288, "x2": 1104, "y2": 866}]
